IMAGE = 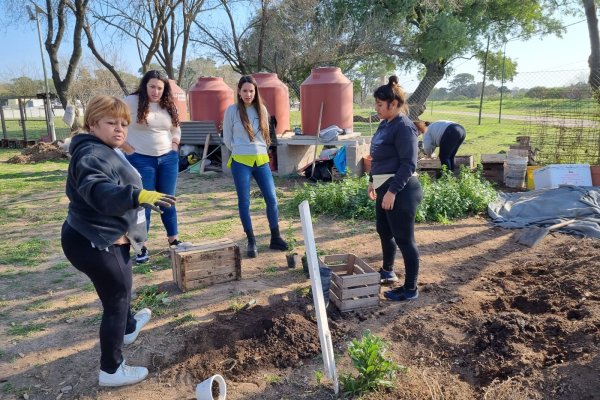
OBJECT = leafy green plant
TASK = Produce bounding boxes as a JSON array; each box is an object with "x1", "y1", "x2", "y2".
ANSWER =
[
  {"x1": 339, "y1": 330, "x2": 405, "y2": 397},
  {"x1": 283, "y1": 168, "x2": 497, "y2": 223},
  {"x1": 416, "y1": 166, "x2": 498, "y2": 223},
  {"x1": 313, "y1": 370, "x2": 324, "y2": 386},
  {"x1": 285, "y1": 221, "x2": 298, "y2": 255}
]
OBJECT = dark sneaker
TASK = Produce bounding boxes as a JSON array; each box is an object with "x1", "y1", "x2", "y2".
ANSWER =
[
  {"x1": 247, "y1": 242, "x2": 258, "y2": 258},
  {"x1": 169, "y1": 239, "x2": 182, "y2": 247},
  {"x1": 379, "y1": 268, "x2": 399, "y2": 284},
  {"x1": 384, "y1": 287, "x2": 418, "y2": 301},
  {"x1": 135, "y1": 246, "x2": 149, "y2": 264}
]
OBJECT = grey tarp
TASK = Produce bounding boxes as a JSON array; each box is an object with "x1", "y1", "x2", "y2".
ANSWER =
[{"x1": 488, "y1": 185, "x2": 600, "y2": 239}]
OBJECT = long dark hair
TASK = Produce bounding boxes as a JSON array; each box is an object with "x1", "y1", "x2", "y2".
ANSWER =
[
  {"x1": 373, "y1": 75, "x2": 409, "y2": 115},
  {"x1": 133, "y1": 70, "x2": 179, "y2": 127},
  {"x1": 236, "y1": 75, "x2": 270, "y2": 145}
]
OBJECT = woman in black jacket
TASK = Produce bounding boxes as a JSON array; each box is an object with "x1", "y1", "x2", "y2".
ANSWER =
[
  {"x1": 61, "y1": 95, "x2": 175, "y2": 387},
  {"x1": 368, "y1": 76, "x2": 423, "y2": 301}
]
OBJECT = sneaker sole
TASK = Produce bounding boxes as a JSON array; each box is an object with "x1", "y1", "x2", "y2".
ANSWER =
[{"x1": 99, "y1": 375, "x2": 147, "y2": 387}]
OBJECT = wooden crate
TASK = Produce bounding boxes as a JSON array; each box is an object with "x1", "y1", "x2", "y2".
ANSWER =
[
  {"x1": 480, "y1": 154, "x2": 506, "y2": 163},
  {"x1": 169, "y1": 238, "x2": 241, "y2": 292},
  {"x1": 323, "y1": 254, "x2": 380, "y2": 312},
  {"x1": 418, "y1": 155, "x2": 474, "y2": 170}
]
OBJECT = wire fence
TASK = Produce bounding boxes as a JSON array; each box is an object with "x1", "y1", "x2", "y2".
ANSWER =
[{"x1": 2, "y1": 68, "x2": 600, "y2": 165}]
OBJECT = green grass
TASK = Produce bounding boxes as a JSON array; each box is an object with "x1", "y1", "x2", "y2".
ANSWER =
[
  {"x1": 171, "y1": 313, "x2": 195, "y2": 327},
  {"x1": 7, "y1": 322, "x2": 46, "y2": 336},
  {"x1": 2, "y1": 116, "x2": 71, "y2": 141},
  {"x1": 186, "y1": 219, "x2": 233, "y2": 240},
  {"x1": 131, "y1": 285, "x2": 171, "y2": 315},
  {"x1": 0, "y1": 238, "x2": 49, "y2": 267},
  {"x1": 25, "y1": 299, "x2": 49, "y2": 311}
]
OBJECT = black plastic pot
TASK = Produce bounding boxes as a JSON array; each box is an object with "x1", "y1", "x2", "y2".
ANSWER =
[{"x1": 286, "y1": 253, "x2": 300, "y2": 268}]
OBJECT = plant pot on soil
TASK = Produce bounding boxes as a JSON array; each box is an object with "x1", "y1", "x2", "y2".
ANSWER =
[{"x1": 286, "y1": 253, "x2": 300, "y2": 268}]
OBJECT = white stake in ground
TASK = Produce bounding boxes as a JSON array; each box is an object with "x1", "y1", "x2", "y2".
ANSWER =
[{"x1": 298, "y1": 200, "x2": 339, "y2": 395}]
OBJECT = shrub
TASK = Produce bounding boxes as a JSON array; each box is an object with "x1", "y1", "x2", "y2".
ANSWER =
[{"x1": 283, "y1": 168, "x2": 497, "y2": 223}]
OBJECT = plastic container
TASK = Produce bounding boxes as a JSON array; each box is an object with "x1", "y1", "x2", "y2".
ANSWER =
[
  {"x1": 195, "y1": 374, "x2": 226, "y2": 400},
  {"x1": 526, "y1": 166, "x2": 541, "y2": 190},
  {"x1": 188, "y1": 77, "x2": 234, "y2": 131},
  {"x1": 300, "y1": 67, "x2": 353, "y2": 135},
  {"x1": 168, "y1": 79, "x2": 189, "y2": 121},
  {"x1": 533, "y1": 164, "x2": 592, "y2": 189},
  {"x1": 252, "y1": 72, "x2": 290, "y2": 135}
]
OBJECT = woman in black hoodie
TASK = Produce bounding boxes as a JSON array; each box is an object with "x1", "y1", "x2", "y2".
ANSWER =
[
  {"x1": 368, "y1": 76, "x2": 423, "y2": 301},
  {"x1": 61, "y1": 95, "x2": 175, "y2": 387}
]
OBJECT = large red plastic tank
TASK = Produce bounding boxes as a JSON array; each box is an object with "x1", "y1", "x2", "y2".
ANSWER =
[
  {"x1": 188, "y1": 77, "x2": 234, "y2": 130},
  {"x1": 168, "y1": 79, "x2": 189, "y2": 122},
  {"x1": 300, "y1": 67, "x2": 353, "y2": 135},
  {"x1": 252, "y1": 72, "x2": 290, "y2": 135}
]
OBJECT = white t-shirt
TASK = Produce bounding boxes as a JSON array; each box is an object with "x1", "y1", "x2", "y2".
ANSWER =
[{"x1": 124, "y1": 95, "x2": 181, "y2": 156}]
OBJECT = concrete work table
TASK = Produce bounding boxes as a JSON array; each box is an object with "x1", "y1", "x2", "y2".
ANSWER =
[{"x1": 275, "y1": 134, "x2": 372, "y2": 176}]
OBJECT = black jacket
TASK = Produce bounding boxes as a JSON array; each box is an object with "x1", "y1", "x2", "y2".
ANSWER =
[
  {"x1": 369, "y1": 115, "x2": 418, "y2": 194},
  {"x1": 65, "y1": 134, "x2": 147, "y2": 250}
]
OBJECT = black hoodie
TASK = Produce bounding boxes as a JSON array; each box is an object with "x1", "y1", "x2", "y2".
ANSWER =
[{"x1": 65, "y1": 134, "x2": 147, "y2": 251}]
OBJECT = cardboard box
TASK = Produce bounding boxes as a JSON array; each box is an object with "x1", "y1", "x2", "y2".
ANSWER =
[
  {"x1": 170, "y1": 238, "x2": 241, "y2": 292},
  {"x1": 533, "y1": 164, "x2": 592, "y2": 189},
  {"x1": 324, "y1": 254, "x2": 380, "y2": 312}
]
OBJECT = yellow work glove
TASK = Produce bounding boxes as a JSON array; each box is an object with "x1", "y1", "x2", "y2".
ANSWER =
[{"x1": 138, "y1": 189, "x2": 176, "y2": 213}]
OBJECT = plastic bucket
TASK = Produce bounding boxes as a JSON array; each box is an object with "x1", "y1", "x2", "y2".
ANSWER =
[
  {"x1": 526, "y1": 166, "x2": 541, "y2": 190},
  {"x1": 195, "y1": 374, "x2": 227, "y2": 400}
]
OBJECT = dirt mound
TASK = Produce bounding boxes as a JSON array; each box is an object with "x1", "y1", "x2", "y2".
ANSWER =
[
  {"x1": 7, "y1": 142, "x2": 68, "y2": 163},
  {"x1": 161, "y1": 296, "x2": 348, "y2": 388}
]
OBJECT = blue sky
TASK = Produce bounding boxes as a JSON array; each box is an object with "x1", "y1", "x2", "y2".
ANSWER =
[{"x1": 0, "y1": 13, "x2": 591, "y2": 92}]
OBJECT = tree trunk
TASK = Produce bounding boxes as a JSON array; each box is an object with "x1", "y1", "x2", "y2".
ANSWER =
[
  {"x1": 407, "y1": 61, "x2": 446, "y2": 120},
  {"x1": 583, "y1": 0, "x2": 600, "y2": 94}
]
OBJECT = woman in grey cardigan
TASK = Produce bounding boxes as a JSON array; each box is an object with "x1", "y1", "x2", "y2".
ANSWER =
[{"x1": 223, "y1": 75, "x2": 287, "y2": 258}]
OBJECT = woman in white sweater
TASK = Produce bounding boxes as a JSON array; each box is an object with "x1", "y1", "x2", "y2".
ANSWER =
[
  {"x1": 121, "y1": 70, "x2": 182, "y2": 263},
  {"x1": 223, "y1": 75, "x2": 287, "y2": 258}
]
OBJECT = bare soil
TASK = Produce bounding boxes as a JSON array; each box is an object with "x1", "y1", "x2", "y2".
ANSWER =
[{"x1": 0, "y1": 172, "x2": 598, "y2": 400}]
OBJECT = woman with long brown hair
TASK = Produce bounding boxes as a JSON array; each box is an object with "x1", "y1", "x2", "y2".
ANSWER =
[
  {"x1": 223, "y1": 75, "x2": 287, "y2": 258},
  {"x1": 121, "y1": 70, "x2": 182, "y2": 264}
]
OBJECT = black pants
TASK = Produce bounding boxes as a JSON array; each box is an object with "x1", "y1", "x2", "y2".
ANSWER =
[
  {"x1": 439, "y1": 124, "x2": 466, "y2": 173},
  {"x1": 61, "y1": 222, "x2": 136, "y2": 373},
  {"x1": 375, "y1": 176, "x2": 423, "y2": 290}
]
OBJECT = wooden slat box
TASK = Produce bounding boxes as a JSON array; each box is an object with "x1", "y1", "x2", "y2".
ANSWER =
[
  {"x1": 323, "y1": 254, "x2": 380, "y2": 312},
  {"x1": 170, "y1": 238, "x2": 241, "y2": 292},
  {"x1": 418, "y1": 155, "x2": 474, "y2": 170}
]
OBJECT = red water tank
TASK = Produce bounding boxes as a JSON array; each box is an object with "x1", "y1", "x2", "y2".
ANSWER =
[
  {"x1": 188, "y1": 77, "x2": 234, "y2": 130},
  {"x1": 300, "y1": 67, "x2": 353, "y2": 136},
  {"x1": 252, "y1": 72, "x2": 290, "y2": 135},
  {"x1": 168, "y1": 79, "x2": 188, "y2": 122}
]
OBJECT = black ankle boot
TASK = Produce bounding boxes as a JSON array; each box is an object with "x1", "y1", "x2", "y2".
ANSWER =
[
  {"x1": 269, "y1": 226, "x2": 288, "y2": 251},
  {"x1": 245, "y1": 230, "x2": 257, "y2": 258}
]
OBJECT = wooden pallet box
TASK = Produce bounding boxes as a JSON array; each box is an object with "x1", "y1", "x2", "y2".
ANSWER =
[
  {"x1": 170, "y1": 238, "x2": 241, "y2": 292},
  {"x1": 323, "y1": 254, "x2": 380, "y2": 312},
  {"x1": 418, "y1": 155, "x2": 474, "y2": 170}
]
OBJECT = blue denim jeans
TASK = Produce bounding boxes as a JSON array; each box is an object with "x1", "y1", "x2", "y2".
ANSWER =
[
  {"x1": 126, "y1": 151, "x2": 179, "y2": 237},
  {"x1": 230, "y1": 159, "x2": 279, "y2": 232}
]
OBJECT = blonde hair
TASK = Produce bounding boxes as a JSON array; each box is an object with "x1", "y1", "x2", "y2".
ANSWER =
[{"x1": 84, "y1": 95, "x2": 131, "y2": 132}]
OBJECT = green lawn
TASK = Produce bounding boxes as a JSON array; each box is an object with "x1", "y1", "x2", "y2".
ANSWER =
[{"x1": 1, "y1": 117, "x2": 71, "y2": 141}]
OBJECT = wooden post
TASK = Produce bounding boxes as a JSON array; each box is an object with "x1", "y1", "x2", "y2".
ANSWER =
[
  {"x1": 310, "y1": 102, "x2": 324, "y2": 178},
  {"x1": 18, "y1": 98, "x2": 27, "y2": 143},
  {"x1": 200, "y1": 133, "x2": 211, "y2": 174},
  {"x1": 0, "y1": 106, "x2": 7, "y2": 140}
]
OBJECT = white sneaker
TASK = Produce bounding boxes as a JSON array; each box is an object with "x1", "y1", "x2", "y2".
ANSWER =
[
  {"x1": 123, "y1": 308, "x2": 151, "y2": 345},
  {"x1": 98, "y1": 362, "x2": 148, "y2": 387}
]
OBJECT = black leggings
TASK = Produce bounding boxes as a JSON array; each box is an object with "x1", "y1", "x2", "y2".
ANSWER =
[
  {"x1": 439, "y1": 124, "x2": 466, "y2": 172},
  {"x1": 61, "y1": 222, "x2": 136, "y2": 373},
  {"x1": 375, "y1": 176, "x2": 423, "y2": 289}
]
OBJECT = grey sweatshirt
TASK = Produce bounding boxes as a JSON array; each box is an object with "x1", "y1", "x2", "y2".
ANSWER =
[{"x1": 222, "y1": 104, "x2": 269, "y2": 156}]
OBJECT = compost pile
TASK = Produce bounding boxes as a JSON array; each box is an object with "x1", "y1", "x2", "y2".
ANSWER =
[{"x1": 7, "y1": 142, "x2": 68, "y2": 163}]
